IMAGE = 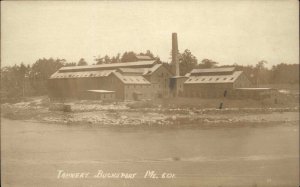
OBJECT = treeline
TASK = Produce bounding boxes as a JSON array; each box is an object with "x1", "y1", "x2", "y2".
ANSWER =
[
  {"x1": 1, "y1": 50, "x2": 160, "y2": 98},
  {"x1": 1, "y1": 49, "x2": 299, "y2": 99},
  {"x1": 94, "y1": 50, "x2": 160, "y2": 64},
  {"x1": 171, "y1": 49, "x2": 299, "y2": 86}
]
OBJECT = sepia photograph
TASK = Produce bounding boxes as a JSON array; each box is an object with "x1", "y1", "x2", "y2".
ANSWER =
[{"x1": 1, "y1": 1, "x2": 299, "y2": 187}]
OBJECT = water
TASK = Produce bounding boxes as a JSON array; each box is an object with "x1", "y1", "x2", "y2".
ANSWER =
[{"x1": 1, "y1": 118, "x2": 299, "y2": 187}]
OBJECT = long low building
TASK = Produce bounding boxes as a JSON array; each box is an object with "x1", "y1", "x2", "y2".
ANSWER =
[
  {"x1": 48, "y1": 60, "x2": 173, "y2": 100},
  {"x1": 183, "y1": 67, "x2": 253, "y2": 98}
]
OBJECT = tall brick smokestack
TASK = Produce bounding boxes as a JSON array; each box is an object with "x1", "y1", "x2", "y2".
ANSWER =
[{"x1": 172, "y1": 33, "x2": 179, "y2": 76}]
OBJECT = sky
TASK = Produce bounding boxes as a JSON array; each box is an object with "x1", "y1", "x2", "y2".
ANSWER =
[{"x1": 1, "y1": 1, "x2": 299, "y2": 68}]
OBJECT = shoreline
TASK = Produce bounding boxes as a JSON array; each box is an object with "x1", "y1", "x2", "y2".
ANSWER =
[{"x1": 1, "y1": 98, "x2": 298, "y2": 128}]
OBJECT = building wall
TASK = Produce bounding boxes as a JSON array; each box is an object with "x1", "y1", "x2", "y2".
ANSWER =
[
  {"x1": 49, "y1": 75, "x2": 154, "y2": 101},
  {"x1": 79, "y1": 92, "x2": 115, "y2": 100},
  {"x1": 106, "y1": 74, "x2": 153, "y2": 101},
  {"x1": 145, "y1": 65, "x2": 173, "y2": 98},
  {"x1": 184, "y1": 83, "x2": 234, "y2": 98},
  {"x1": 233, "y1": 73, "x2": 253, "y2": 88},
  {"x1": 183, "y1": 72, "x2": 252, "y2": 98},
  {"x1": 106, "y1": 74, "x2": 125, "y2": 100},
  {"x1": 48, "y1": 77, "x2": 110, "y2": 99},
  {"x1": 124, "y1": 84, "x2": 152, "y2": 100},
  {"x1": 169, "y1": 77, "x2": 188, "y2": 97}
]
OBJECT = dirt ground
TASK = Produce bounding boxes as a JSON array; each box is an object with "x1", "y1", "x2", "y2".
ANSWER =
[{"x1": 1, "y1": 94, "x2": 299, "y2": 127}]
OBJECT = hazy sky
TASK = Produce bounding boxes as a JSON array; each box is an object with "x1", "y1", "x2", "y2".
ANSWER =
[{"x1": 1, "y1": 1, "x2": 299, "y2": 67}]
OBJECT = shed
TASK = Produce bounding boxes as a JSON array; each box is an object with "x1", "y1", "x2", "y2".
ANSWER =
[
  {"x1": 79, "y1": 90, "x2": 115, "y2": 100},
  {"x1": 231, "y1": 88, "x2": 277, "y2": 100}
]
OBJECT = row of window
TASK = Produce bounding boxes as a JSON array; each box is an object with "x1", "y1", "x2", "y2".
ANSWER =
[
  {"x1": 187, "y1": 77, "x2": 235, "y2": 82},
  {"x1": 124, "y1": 84, "x2": 171, "y2": 90},
  {"x1": 125, "y1": 85, "x2": 150, "y2": 89}
]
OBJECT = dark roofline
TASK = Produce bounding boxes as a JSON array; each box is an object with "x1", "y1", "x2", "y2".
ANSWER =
[
  {"x1": 135, "y1": 55, "x2": 153, "y2": 60},
  {"x1": 59, "y1": 60, "x2": 157, "y2": 72},
  {"x1": 190, "y1": 67, "x2": 235, "y2": 73},
  {"x1": 189, "y1": 67, "x2": 236, "y2": 76},
  {"x1": 143, "y1": 63, "x2": 174, "y2": 77}
]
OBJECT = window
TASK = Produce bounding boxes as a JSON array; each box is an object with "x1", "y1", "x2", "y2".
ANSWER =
[
  {"x1": 216, "y1": 78, "x2": 219, "y2": 81},
  {"x1": 202, "y1": 78, "x2": 205, "y2": 81},
  {"x1": 223, "y1": 78, "x2": 227, "y2": 80}
]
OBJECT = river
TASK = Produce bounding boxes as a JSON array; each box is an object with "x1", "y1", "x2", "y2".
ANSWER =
[{"x1": 1, "y1": 118, "x2": 299, "y2": 187}]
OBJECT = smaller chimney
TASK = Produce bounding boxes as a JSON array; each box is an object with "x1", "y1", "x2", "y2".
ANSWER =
[{"x1": 172, "y1": 33, "x2": 179, "y2": 76}]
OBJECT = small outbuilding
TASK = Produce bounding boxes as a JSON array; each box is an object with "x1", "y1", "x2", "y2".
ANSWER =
[
  {"x1": 79, "y1": 90, "x2": 116, "y2": 100},
  {"x1": 230, "y1": 88, "x2": 277, "y2": 100}
]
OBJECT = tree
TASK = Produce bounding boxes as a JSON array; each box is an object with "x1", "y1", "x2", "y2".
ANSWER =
[
  {"x1": 77, "y1": 58, "x2": 88, "y2": 66},
  {"x1": 199, "y1": 59, "x2": 218, "y2": 68},
  {"x1": 111, "y1": 53, "x2": 121, "y2": 63},
  {"x1": 154, "y1": 55, "x2": 162, "y2": 64},
  {"x1": 254, "y1": 60, "x2": 269, "y2": 86},
  {"x1": 95, "y1": 53, "x2": 121, "y2": 64},
  {"x1": 94, "y1": 55, "x2": 104, "y2": 65},
  {"x1": 270, "y1": 63, "x2": 299, "y2": 84},
  {"x1": 103, "y1": 55, "x2": 111, "y2": 64},
  {"x1": 139, "y1": 50, "x2": 155, "y2": 59},
  {"x1": 121, "y1": 51, "x2": 137, "y2": 62},
  {"x1": 64, "y1": 62, "x2": 76, "y2": 67},
  {"x1": 178, "y1": 49, "x2": 198, "y2": 76},
  {"x1": 29, "y1": 58, "x2": 64, "y2": 95},
  {"x1": 1, "y1": 65, "x2": 28, "y2": 98}
]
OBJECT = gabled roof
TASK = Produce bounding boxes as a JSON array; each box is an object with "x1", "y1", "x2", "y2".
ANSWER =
[
  {"x1": 185, "y1": 71, "x2": 243, "y2": 84},
  {"x1": 189, "y1": 67, "x2": 235, "y2": 76},
  {"x1": 112, "y1": 72, "x2": 151, "y2": 85},
  {"x1": 49, "y1": 70, "x2": 115, "y2": 79},
  {"x1": 118, "y1": 68, "x2": 146, "y2": 75},
  {"x1": 143, "y1": 64, "x2": 162, "y2": 75},
  {"x1": 135, "y1": 55, "x2": 153, "y2": 60},
  {"x1": 58, "y1": 60, "x2": 157, "y2": 72},
  {"x1": 118, "y1": 64, "x2": 170, "y2": 76},
  {"x1": 143, "y1": 64, "x2": 173, "y2": 76}
]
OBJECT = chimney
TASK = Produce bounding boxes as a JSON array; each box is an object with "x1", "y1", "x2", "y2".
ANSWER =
[{"x1": 172, "y1": 33, "x2": 180, "y2": 76}]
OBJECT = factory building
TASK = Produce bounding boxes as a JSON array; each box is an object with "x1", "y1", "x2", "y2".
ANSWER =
[
  {"x1": 48, "y1": 60, "x2": 173, "y2": 101},
  {"x1": 183, "y1": 67, "x2": 253, "y2": 98},
  {"x1": 48, "y1": 33, "x2": 261, "y2": 101}
]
